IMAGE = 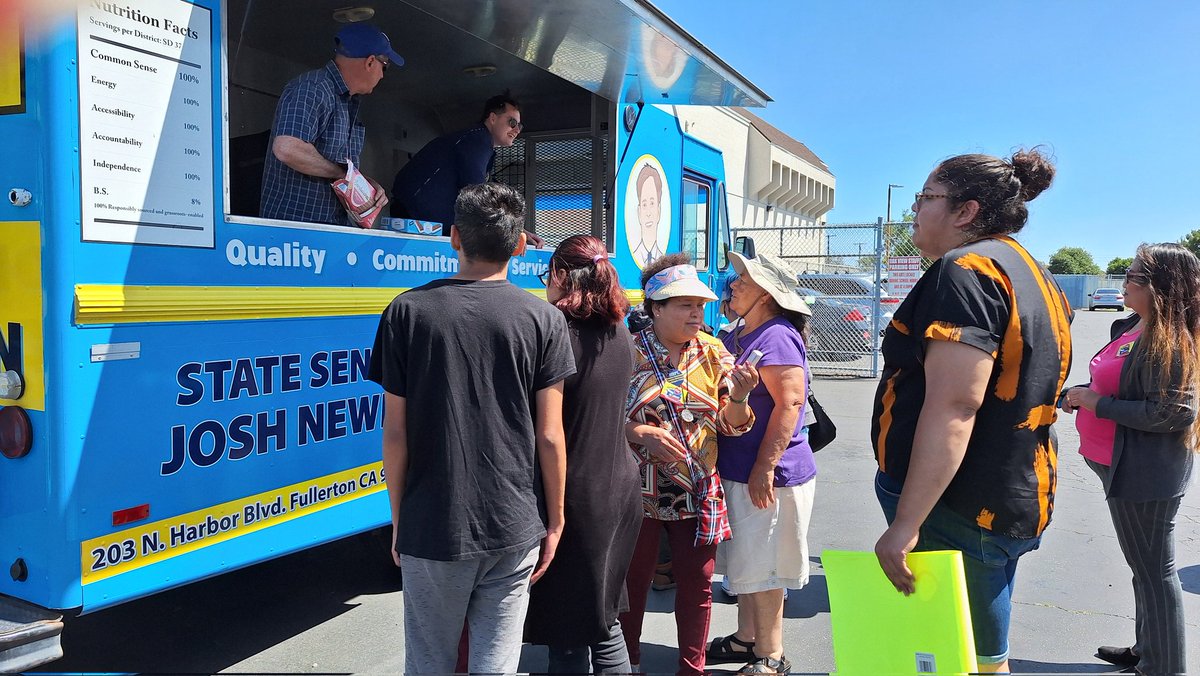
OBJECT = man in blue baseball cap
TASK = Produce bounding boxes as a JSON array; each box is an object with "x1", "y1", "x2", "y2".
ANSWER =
[{"x1": 261, "y1": 23, "x2": 402, "y2": 226}]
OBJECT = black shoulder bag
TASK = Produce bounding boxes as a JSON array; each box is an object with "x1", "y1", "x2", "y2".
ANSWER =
[{"x1": 806, "y1": 386, "x2": 837, "y2": 452}]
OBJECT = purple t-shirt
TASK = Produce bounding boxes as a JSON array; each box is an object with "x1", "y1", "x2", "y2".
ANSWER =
[{"x1": 718, "y1": 317, "x2": 816, "y2": 487}]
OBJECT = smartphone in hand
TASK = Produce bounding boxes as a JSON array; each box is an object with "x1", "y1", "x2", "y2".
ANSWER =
[{"x1": 745, "y1": 349, "x2": 764, "y2": 367}]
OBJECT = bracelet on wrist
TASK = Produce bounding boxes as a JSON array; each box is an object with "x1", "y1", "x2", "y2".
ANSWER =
[{"x1": 729, "y1": 393, "x2": 749, "y2": 404}]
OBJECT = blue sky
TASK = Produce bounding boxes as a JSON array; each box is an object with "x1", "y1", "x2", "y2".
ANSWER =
[{"x1": 655, "y1": 0, "x2": 1200, "y2": 267}]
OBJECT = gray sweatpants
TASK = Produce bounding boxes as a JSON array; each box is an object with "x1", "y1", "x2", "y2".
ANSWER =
[{"x1": 400, "y1": 546, "x2": 539, "y2": 674}]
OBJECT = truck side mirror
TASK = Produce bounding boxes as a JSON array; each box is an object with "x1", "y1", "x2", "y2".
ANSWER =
[{"x1": 734, "y1": 235, "x2": 756, "y2": 258}]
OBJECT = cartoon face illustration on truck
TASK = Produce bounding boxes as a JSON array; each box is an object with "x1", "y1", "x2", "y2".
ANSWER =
[{"x1": 626, "y1": 155, "x2": 670, "y2": 268}]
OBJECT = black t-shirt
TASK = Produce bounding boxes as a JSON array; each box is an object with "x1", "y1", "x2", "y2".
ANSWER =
[
  {"x1": 871, "y1": 236, "x2": 1074, "y2": 538},
  {"x1": 368, "y1": 278, "x2": 577, "y2": 560}
]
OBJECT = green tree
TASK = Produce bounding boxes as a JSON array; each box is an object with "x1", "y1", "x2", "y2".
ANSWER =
[
  {"x1": 1180, "y1": 229, "x2": 1200, "y2": 259},
  {"x1": 886, "y1": 211, "x2": 918, "y2": 255},
  {"x1": 1047, "y1": 246, "x2": 1102, "y2": 275},
  {"x1": 1106, "y1": 257, "x2": 1133, "y2": 275},
  {"x1": 871, "y1": 210, "x2": 933, "y2": 272}
]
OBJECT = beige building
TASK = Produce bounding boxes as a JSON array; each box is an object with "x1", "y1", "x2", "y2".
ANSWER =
[{"x1": 663, "y1": 105, "x2": 835, "y2": 263}]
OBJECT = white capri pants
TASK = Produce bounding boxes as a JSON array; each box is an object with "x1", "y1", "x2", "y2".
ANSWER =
[{"x1": 716, "y1": 478, "x2": 816, "y2": 594}]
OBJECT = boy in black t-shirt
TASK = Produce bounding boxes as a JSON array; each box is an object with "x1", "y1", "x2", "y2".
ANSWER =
[{"x1": 368, "y1": 183, "x2": 576, "y2": 674}]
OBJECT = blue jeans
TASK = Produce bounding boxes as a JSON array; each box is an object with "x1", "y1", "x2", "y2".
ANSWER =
[{"x1": 875, "y1": 471, "x2": 1042, "y2": 665}]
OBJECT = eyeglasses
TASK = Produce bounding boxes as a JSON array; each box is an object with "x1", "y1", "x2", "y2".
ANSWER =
[
  {"x1": 914, "y1": 192, "x2": 951, "y2": 204},
  {"x1": 375, "y1": 55, "x2": 389, "y2": 73},
  {"x1": 505, "y1": 117, "x2": 524, "y2": 132},
  {"x1": 537, "y1": 270, "x2": 550, "y2": 286},
  {"x1": 1124, "y1": 271, "x2": 1151, "y2": 285}
]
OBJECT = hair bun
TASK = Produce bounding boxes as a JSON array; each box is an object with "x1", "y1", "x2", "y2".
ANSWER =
[{"x1": 1010, "y1": 148, "x2": 1056, "y2": 202}]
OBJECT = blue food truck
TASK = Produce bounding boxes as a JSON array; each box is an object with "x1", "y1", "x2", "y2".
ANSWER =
[{"x1": 0, "y1": 0, "x2": 769, "y2": 667}]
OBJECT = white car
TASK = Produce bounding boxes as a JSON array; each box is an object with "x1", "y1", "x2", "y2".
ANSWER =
[{"x1": 1088, "y1": 288, "x2": 1125, "y2": 311}]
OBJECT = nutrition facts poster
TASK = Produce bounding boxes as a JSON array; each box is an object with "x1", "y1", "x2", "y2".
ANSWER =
[{"x1": 78, "y1": 0, "x2": 214, "y2": 247}]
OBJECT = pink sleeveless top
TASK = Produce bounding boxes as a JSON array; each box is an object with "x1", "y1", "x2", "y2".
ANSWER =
[{"x1": 1077, "y1": 326, "x2": 1142, "y2": 465}]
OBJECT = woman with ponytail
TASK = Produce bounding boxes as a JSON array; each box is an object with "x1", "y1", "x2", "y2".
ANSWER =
[
  {"x1": 524, "y1": 235, "x2": 641, "y2": 673},
  {"x1": 1061, "y1": 243, "x2": 1200, "y2": 675}
]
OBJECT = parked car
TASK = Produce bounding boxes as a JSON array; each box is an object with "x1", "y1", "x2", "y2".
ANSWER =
[
  {"x1": 1088, "y1": 287, "x2": 1125, "y2": 311},
  {"x1": 795, "y1": 272, "x2": 898, "y2": 321},
  {"x1": 797, "y1": 287, "x2": 875, "y2": 362}
]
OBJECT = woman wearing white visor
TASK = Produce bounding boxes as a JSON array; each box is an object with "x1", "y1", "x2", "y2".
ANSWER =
[{"x1": 621, "y1": 253, "x2": 759, "y2": 676}]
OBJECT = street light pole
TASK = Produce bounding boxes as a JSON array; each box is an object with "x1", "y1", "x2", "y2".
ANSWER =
[{"x1": 886, "y1": 183, "x2": 903, "y2": 224}]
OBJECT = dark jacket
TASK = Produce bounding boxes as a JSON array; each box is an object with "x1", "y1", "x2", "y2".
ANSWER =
[
  {"x1": 1085, "y1": 314, "x2": 1196, "y2": 501},
  {"x1": 390, "y1": 126, "x2": 494, "y2": 227}
]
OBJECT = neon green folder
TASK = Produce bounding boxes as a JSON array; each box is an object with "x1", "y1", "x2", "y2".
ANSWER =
[{"x1": 822, "y1": 550, "x2": 977, "y2": 675}]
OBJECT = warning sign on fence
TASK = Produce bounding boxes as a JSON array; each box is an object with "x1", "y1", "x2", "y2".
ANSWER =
[{"x1": 887, "y1": 256, "x2": 923, "y2": 298}]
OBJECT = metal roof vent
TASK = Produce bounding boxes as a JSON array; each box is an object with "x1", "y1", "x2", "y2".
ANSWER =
[
  {"x1": 462, "y1": 64, "x2": 497, "y2": 78},
  {"x1": 332, "y1": 6, "x2": 376, "y2": 23}
]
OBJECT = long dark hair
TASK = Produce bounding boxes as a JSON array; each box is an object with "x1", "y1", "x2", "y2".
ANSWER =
[
  {"x1": 549, "y1": 235, "x2": 629, "y2": 326},
  {"x1": 1133, "y1": 242, "x2": 1200, "y2": 448}
]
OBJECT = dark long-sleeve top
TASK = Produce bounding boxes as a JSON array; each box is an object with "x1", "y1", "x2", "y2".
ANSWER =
[
  {"x1": 390, "y1": 126, "x2": 494, "y2": 226},
  {"x1": 1087, "y1": 313, "x2": 1196, "y2": 500}
]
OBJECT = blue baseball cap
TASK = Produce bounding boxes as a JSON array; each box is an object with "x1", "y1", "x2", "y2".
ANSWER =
[{"x1": 334, "y1": 23, "x2": 404, "y2": 66}]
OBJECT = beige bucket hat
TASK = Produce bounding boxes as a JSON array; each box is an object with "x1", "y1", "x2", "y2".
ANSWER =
[{"x1": 728, "y1": 251, "x2": 811, "y2": 316}]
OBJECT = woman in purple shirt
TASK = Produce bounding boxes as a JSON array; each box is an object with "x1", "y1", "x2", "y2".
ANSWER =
[{"x1": 707, "y1": 252, "x2": 817, "y2": 675}]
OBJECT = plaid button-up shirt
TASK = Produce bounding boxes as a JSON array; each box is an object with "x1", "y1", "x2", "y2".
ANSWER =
[{"x1": 260, "y1": 61, "x2": 364, "y2": 226}]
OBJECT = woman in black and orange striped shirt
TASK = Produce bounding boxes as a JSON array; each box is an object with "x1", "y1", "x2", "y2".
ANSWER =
[{"x1": 871, "y1": 148, "x2": 1073, "y2": 673}]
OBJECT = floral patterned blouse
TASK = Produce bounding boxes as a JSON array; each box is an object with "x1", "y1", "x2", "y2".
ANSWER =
[{"x1": 627, "y1": 328, "x2": 754, "y2": 520}]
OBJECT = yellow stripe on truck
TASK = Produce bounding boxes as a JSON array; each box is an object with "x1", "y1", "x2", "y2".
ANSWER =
[
  {"x1": 74, "y1": 284, "x2": 642, "y2": 324},
  {"x1": 1, "y1": 221, "x2": 44, "y2": 410},
  {"x1": 81, "y1": 461, "x2": 387, "y2": 584},
  {"x1": 75, "y1": 285, "x2": 410, "y2": 324},
  {"x1": 0, "y1": 17, "x2": 22, "y2": 110}
]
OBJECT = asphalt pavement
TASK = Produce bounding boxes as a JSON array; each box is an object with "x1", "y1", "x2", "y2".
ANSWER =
[{"x1": 37, "y1": 308, "x2": 1200, "y2": 674}]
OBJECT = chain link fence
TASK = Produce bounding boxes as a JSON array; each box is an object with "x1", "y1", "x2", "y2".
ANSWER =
[{"x1": 737, "y1": 220, "x2": 928, "y2": 378}]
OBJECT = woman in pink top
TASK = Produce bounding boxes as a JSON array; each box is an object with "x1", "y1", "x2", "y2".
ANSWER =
[
  {"x1": 1072, "y1": 316, "x2": 1143, "y2": 466},
  {"x1": 1059, "y1": 243, "x2": 1200, "y2": 675}
]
